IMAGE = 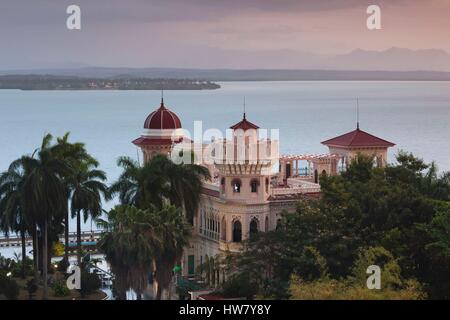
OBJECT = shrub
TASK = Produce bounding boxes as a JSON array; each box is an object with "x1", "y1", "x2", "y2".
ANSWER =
[
  {"x1": 288, "y1": 274, "x2": 425, "y2": 300},
  {"x1": 11, "y1": 256, "x2": 34, "y2": 277},
  {"x1": 0, "y1": 271, "x2": 20, "y2": 300},
  {"x1": 52, "y1": 279, "x2": 70, "y2": 297},
  {"x1": 79, "y1": 271, "x2": 101, "y2": 298},
  {"x1": 221, "y1": 274, "x2": 257, "y2": 299},
  {"x1": 350, "y1": 246, "x2": 402, "y2": 289},
  {"x1": 26, "y1": 279, "x2": 38, "y2": 300},
  {"x1": 0, "y1": 256, "x2": 14, "y2": 272}
]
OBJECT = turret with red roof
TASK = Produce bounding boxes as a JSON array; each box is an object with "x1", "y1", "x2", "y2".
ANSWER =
[
  {"x1": 321, "y1": 124, "x2": 395, "y2": 168},
  {"x1": 133, "y1": 98, "x2": 186, "y2": 163}
]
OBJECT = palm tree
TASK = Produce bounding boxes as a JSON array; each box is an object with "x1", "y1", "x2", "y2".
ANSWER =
[
  {"x1": 70, "y1": 160, "x2": 108, "y2": 265},
  {"x1": 1, "y1": 155, "x2": 46, "y2": 281},
  {"x1": 163, "y1": 159, "x2": 210, "y2": 223},
  {"x1": 109, "y1": 156, "x2": 168, "y2": 209},
  {"x1": 51, "y1": 133, "x2": 95, "y2": 265},
  {"x1": 97, "y1": 205, "x2": 160, "y2": 300},
  {"x1": 108, "y1": 154, "x2": 209, "y2": 299},
  {"x1": 0, "y1": 165, "x2": 29, "y2": 278},
  {"x1": 151, "y1": 205, "x2": 191, "y2": 299},
  {"x1": 98, "y1": 204, "x2": 191, "y2": 300},
  {"x1": 110, "y1": 154, "x2": 210, "y2": 222},
  {"x1": 17, "y1": 134, "x2": 72, "y2": 299}
]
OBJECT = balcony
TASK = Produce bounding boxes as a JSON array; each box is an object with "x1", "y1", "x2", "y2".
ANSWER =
[
  {"x1": 219, "y1": 240, "x2": 243, "y2": 253},
  {"x1": 271, "y1": 179, "x2": 321, "y2": 196}
]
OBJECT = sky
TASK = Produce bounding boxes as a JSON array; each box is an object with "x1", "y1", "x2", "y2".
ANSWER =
[{"x1": 0, "y1": 0, "x2": 449, "y2": 69}]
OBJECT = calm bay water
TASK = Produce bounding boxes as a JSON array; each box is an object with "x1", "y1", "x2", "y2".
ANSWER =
[{"x1": 0, "y1": 81, "x2": 449, "y2": 235}]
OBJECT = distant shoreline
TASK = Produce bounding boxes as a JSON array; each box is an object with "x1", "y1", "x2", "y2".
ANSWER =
[{"x1": 0, "y1": 75, "x2": 221, "y2": 91}]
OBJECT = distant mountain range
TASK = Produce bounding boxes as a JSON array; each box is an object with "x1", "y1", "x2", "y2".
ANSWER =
[
  {"x1": 1, "y1": 48, "x2": 450, "y2": 81},
  {"x1": 323, "y1": 48, "x2": 450, "y2": 72}
]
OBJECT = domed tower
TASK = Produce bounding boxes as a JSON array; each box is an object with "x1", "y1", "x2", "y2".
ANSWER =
[
  {"x1": 132, "y1": 98, "x2": 185, "y2": 163},
  {"x1": 212, "y1": 113, "x2": 278, "y2": 204}
]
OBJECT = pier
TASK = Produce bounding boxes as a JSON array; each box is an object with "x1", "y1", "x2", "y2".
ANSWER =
[{"x1": 0, "y1": 230, "x2": 103, "y2": 248}]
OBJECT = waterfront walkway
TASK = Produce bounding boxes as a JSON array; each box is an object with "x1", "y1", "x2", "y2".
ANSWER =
[{"x1": 0, "y1": 230, "x2": 103, "y2": 248}]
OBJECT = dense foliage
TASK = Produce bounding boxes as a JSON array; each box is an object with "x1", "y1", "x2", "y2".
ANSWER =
[
  {"x1": 101, "y1": 154, "x2": 209, "y2": 299},
  {"x1": 0, "y1": 133, "x2": 106, "y2": 299},
  {"x1": 110, "y1": 154, "x2": 210, "y2": 223},
  {"x1": 223, "y1": 153, "x2": 450, "y2": 299},
  {"x1": 97, "y1": 204, "x2": 191, "y2": 299},
  {"x1": 0, "y1": 270, "x2": 20, "y2": 300}
]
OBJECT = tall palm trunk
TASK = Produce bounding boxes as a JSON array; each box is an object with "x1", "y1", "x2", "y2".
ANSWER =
[
  {"x1": 156, "y1": 284, "x2": 162, "y2": 300},
  {"x1": 32, "y1": 224, "x2": 39, "y2": 280},
  {"x1": 20, "y1": 225, "x2": 26, "y2": 279},
  {"x1": 77, "y1": 210, "x2": 82, "y2": 265},
  {"x1": 42, "y1": 218, "x2": 48, "y2": 300},
  {"x1": 64, "y1": 211, "x2": 69, "y2": 265}
]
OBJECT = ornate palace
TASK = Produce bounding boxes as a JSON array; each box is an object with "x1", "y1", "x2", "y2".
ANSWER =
[{"x1": 133, "y1": 98, "x2": 395, "y2": 278}]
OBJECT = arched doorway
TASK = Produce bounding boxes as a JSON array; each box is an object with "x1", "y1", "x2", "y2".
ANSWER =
[
  {"x1": 276, "y1": 218, "x2": 282, "y2": 230},
  {"x1": 286, "y1": 163, "x2": 291, "y2": 179},
  {"x1": 265, "y1": 216, "x2": 269, "y2": 232},
  {"x1": 314, "y1": 169, "x2": 318, "y2": 183},
  {"x1": 249, "y1": 218, "x2": 258, "y2": 237},
  {"x1": 232, "y1": 220, "x2": 242, "y2": 242}
]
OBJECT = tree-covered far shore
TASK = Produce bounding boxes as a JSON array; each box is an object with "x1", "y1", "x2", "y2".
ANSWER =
[{"x1": 0, "y1": 75, "x2": 220, "y2": 90}]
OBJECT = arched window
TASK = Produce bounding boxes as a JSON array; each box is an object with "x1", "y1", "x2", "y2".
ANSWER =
[
  {"x1": 221, "y1": 216, "x2": 226, "y2": 241},
  {"x1": 220, "y1": 177, "x2": 225, "y2": 193},
  {"x1": 250, "y1": 179, "x2": 259, "y2": 193},
  {"x1": 249, "y1": 218, "x2": 258, "y2": 236},
  {"x1": 233, "y1": 220, "x2": 242, "y2": 242},
  {"x1": 231, "y1": 179, "x2": 242, "y2": 193},
  {"x1": 322, "y1": 169, "x2": 327, "y2": 176},
  {"x1": 265, "y1": 216, "x2": 269, "y2": 232},
  {"x1": 265, "y1": 178, "x2": 269, "y2": 192}
]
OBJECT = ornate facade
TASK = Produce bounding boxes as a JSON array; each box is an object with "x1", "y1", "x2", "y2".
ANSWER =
[{"x1": 133, "y1": 99, "x2": 396, "y2": 279}]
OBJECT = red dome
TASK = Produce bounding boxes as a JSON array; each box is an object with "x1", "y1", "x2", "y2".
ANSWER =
[{"x1": 144, "y1": 99, "x2": 182, "y2": 130}]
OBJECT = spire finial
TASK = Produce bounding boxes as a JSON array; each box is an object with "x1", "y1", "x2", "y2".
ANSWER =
[
  {"x1": 243, "y1": 97, "x2": 246, "y2": 120},
  {"x1": 160, "y1": 88, "x2": 164, "y2": 107},
  {"x1": 356, "y1": 98, "x2": 360, "y2": 130}
]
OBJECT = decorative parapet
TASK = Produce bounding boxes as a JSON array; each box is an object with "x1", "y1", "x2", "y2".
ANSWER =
[
  {"x1": 271, "y1": 185, "x2": 321, "y2": 196},
  {"x1": 219, "y1": 240, "x2": 243, "y2": 253}
]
